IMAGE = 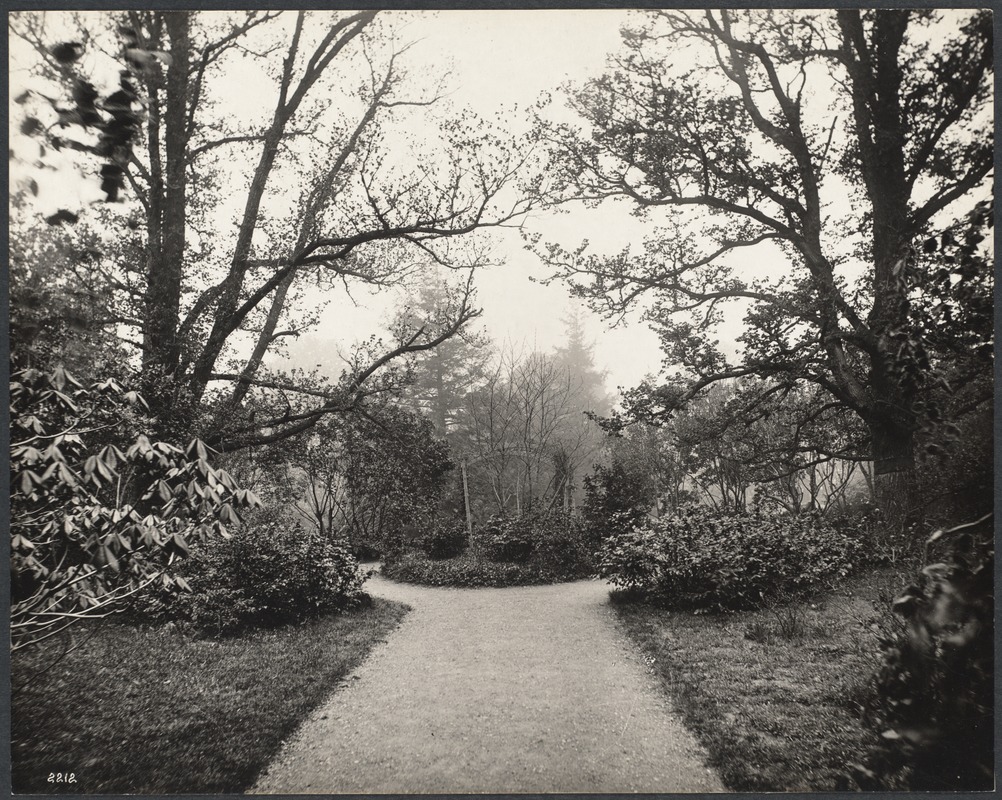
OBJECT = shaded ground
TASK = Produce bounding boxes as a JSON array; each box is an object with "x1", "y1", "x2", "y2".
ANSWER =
[
  {"x1": 10, "y1": 599, "x2": 408, "y2": 794},
  {"x1": 251, "y1": 573, "x2": 723, "y2": 794}
]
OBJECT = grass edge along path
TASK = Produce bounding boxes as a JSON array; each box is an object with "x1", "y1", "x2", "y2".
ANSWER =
[
  {"x1": 11, "y1": 598, "x2": 409, "y2": 794},
  {"x1": 610, "y1": 568, "x2": 906, "y2": 791}
]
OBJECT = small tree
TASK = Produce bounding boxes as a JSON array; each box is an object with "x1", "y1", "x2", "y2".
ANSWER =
[
  {"x1": 294, "y1": 403, "x2": 453, "y2": 555},
  {"x1": 582, "y1": 455, "x2": 651, "y2": 538},
  {"x1": 464, "y1": 347, "x2": 587, "y2": 516}
]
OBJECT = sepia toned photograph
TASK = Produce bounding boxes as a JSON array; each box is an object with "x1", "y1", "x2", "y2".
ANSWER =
[{"x1": 8, "y1": 5, "x2": 994, "y2": 794}]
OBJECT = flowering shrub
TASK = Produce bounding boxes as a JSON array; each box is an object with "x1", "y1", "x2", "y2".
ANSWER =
[{"x1": 598, "y1": 505, "x2": 860, "y2": 611}]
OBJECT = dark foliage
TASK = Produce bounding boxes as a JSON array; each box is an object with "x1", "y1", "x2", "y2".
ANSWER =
[
  {"x1": 336, "y1": 407, "x2": 454, "y2": 557},
  {"x1": 582, "y1": 457, "x2": 649, "y2": 539},
  {"x1": 385, "y1": 509, "x2": 595, "y2": 587},
  {"x1": 528, "y1": 511, "x2": 594, "y2": 580},
  {"x1": 475, "y1": 514, "x2": 537, "y2": 563},
  {"x1": 849, "y1": 515, "x2": 993, "y2": 790},
  {"x1": 381, "y1": 551, "x2": 548, "y2": 588},
  {"x1": 33, "y1": 35, "x2": 150, "y2": 204},
  {"x1": 145, "y1": 510, "x2": 369, "y2": 636},
  {"x1": 419, "y1": 518, "x2": 468, "y2": 560}
]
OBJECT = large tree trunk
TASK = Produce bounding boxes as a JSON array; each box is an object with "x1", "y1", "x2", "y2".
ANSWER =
[
  {"x1": 869, "y1": 413, "x2": 916, "y2": 532},
  {"x1": 141, "y1": 12, "x2": 191, "y2": 438},
  {"x1": 837, "y1": 10, "x2": 920, "y2": 534}
]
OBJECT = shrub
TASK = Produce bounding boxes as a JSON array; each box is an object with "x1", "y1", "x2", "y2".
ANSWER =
[
  {"x1": 383, "y1": 509, "x2": 596, "y2": 587},
  {"x1": 828, "y1": 498, "x2": 919, "y2": 566},
  {"x1": 850, "y1": 515, "x2": 993, "y2": 791},
  {"x1": 154, "y1": 511, "x2": 369, "y2": 636},
  {"x1": 9, "y1": 363, "x2": 260, "y2": 651},
  {"x1": 420, "y1": 518, "x2": 468, "y2": 560},
  {"x1": 474, "y1": 514, "x2": 536, "y2": 563},
  {"x1": 598, "y1": 505, "x2": 860, "y2": 612},
  {"x1": 347, "y1": 539, "x2": 383, "y2": 562},
  {"x1": 582, "y1": 459, "x2": 649, "y2": 540},
  {"x1": 530, "y1": 511, "x2": 595, "y2": 580}
]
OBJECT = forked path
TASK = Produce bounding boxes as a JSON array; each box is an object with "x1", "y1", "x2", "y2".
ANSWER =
[{"x1": 250, "y1": 573, "x2": 723, "y2": 794}]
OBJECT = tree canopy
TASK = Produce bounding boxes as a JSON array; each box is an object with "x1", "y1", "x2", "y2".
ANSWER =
[
  {"x1": 10, "y1": 10, "x2": 541, "y2": 450},
  {"x1": 538, "y1": 9, "x2": 992, "y2": 517}
]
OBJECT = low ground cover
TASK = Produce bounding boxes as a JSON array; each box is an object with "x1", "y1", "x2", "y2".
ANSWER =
[
  {"x1": 11, "y1": 600, "x2": 408, "y2": 794},
  {"x1": 382, "y1": 549, "x2": 562, "y2": 587},
  {"x1": 612, "y1": 567, "x2": 910, "y2": 791}
]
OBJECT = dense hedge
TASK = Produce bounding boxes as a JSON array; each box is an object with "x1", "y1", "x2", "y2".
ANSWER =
[
  {"x1": 598, "y1": 505, "x2": 860, "y2": 611},
  {"x1": 141, "y1": 512, "x2": 369, "y2": 635}
]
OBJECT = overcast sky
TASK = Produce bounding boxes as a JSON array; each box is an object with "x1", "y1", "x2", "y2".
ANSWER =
[
  {"x1": 286, "y1": 10, "x2": 666, "y2": 393},
  {"x1": 14, "y1": 10, "x2": 981, "y2": 399},
  {"x1": 10, "y1": 9, "x2": 669, "y2": 394}
]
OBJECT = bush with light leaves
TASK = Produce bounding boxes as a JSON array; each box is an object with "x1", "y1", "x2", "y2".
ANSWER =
[{"x1": 598, "y1": 505, "x2": 860, "y2": 612}]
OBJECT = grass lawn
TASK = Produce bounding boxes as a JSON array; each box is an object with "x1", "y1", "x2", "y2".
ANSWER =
[
  {"x1": 11, "y1": 599, "x2": 409, "y2": 794},
  {"x1": 612, "y1": 567, "x2": 913, "y2": 792}
]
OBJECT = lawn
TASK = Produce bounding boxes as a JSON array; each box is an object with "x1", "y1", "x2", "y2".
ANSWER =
[
  {"x1": 11, "y1": 599, "x2": 409, "y2": 794},
  {"x1": 612, "y1": 567, "x2": 913, "y2": 792}
]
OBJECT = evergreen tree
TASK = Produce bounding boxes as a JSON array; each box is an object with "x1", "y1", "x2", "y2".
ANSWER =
[
  {"x1": 552, "y1": 308, "x2": 611, "y2": 417},
  {"x1": 550, "y1": 307, "x2": 613, "y2": 509},
  {"x1": 396, "y1": 275, "x2": 491, "y2": 440}
]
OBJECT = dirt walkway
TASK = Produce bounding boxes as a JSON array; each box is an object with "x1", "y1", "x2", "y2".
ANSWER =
[{"x1": 250, "y1": 573, "x2": 723, "y2": 794}]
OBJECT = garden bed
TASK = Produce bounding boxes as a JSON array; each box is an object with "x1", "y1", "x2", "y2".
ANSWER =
[
  {"x1": 611, "y1": 566, "x2": 912, "y2": 791},
  {"x1": 11, "y1": 599, "x2": 409, "y2": 794},
  {"x1": 382, "y1": 549, "x2": 593, "y2": 588}
]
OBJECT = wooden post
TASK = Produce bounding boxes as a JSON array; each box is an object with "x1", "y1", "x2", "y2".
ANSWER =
[{"x1": 461, "y1": 458, "x2": 473, "y2": 538}]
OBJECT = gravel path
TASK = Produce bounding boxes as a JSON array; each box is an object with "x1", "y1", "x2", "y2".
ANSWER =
[{"x1": 250, "y1": 573, "x2": 723, "y2": 794}]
